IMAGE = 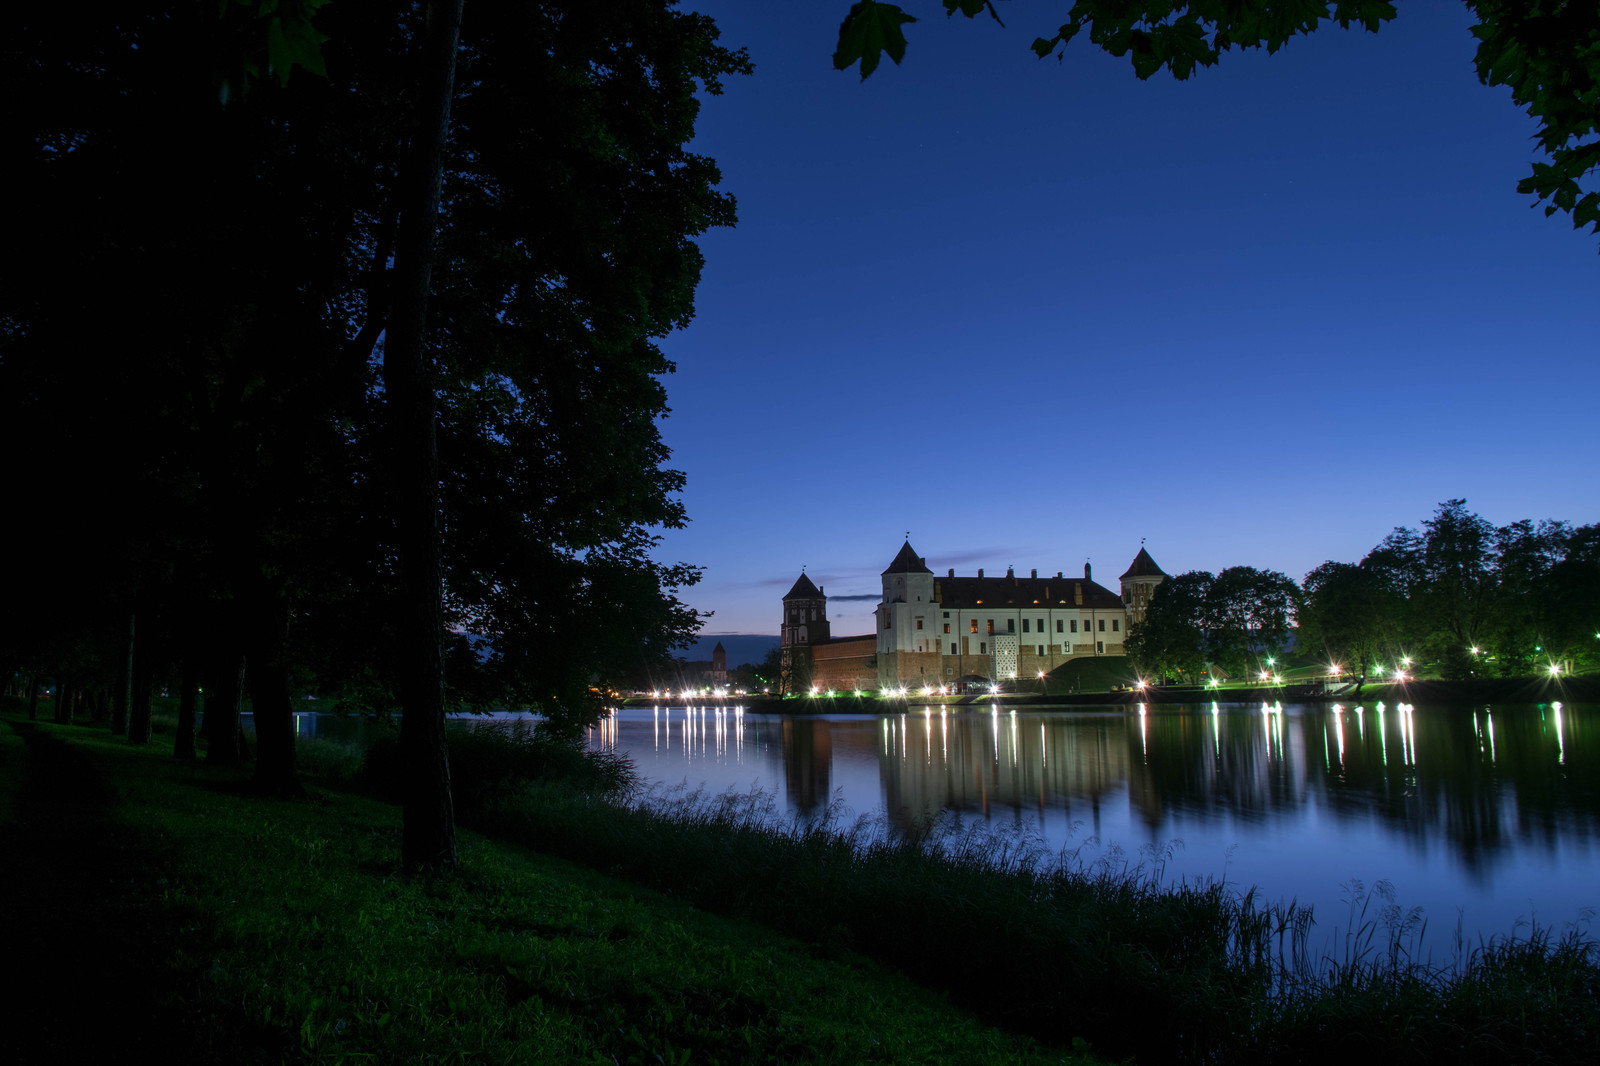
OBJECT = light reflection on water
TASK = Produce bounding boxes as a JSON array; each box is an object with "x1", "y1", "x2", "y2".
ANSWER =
[{"x1": 588, "y1": 701, "x2": 1599, "y2": 938}]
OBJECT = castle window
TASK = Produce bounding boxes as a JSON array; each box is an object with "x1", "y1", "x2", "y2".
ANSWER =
[
  {"x1": 1098, "y1": 619, "x2": 1106, "y2": 632},
  {"x1": 1006, "y1": 619, "x2": 1015, "y2": 633},
  {"x1": 916, "y1": 618, "x2": 923, "y2": 630},
  {"x1": 1070, "y1": 620, "x2": 1078, "y2": 633},
  {"x1": 951, "y1": 643, "x2": 957, "y2": 655},
  {"x1": 1022, "y1": 619, "x2": 1030, "y2": 633},
  {"x1": 1097, "y1": 641, "x2": 1104, "y2": 653},
  {"x1": 1055, "y1": 619, "x2": 1063, "y2": 633},
  {"x1": 1111, "y1": 619, "x2": 1119, "y2": 632},
  {"x1": 1037, "y1": 618, "x2": 1044, "y2": 632},
  {"x1": 943, "y1": 624, "x2": 950, "y2": 634},
  {"x1": 986, "y1": 619, "x2": 994, "y2": 635},
  {"x1": 1037, "y1": 645, "x2": 1045, "y2": 656},
  {"x1": 980, "y1": 642, "x2": 986, "y2": 654},
  {"x1": 943, "y1": 612, "x2": 949, "y2": 618},
  {"x1": 970, "y1": 620, "x2": 978, "y2": 634}
]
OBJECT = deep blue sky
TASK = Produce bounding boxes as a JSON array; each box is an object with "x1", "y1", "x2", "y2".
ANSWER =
[{"x1": 654, "y1": 1, "x2": 1599, "y2": 639}]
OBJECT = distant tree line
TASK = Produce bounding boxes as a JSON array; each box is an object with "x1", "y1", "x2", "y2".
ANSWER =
[
  {"x1": 1128, "y1": 500, "x2": 1599, "y2": 684},
  {"x1": 1, "y1": 3, "x2": 748, "y2": 866}
]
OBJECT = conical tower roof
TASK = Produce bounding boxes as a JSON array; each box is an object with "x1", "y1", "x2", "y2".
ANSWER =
[
  {"x1": 882, "y1": 540, "x2": 932, "y2": 576},
  {"x1": 1120, "y1": 547, "x2": 1168, "y2": 580},
  {"x1": 784, "y1": 573, "x2": 822, "y2": 599}
]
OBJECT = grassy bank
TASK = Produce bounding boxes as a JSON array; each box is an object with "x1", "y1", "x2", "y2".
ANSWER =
[
  {"x1": 0, "y1": 709, "x2": 1086, "y2": 1065},
  {"x1": 13, "y1": 709, "x2": 1596, "y2": 1064},
  {"x1": 417, "y1": 725, "x2": 1598, "y2": 1065},
  {"x1": 467, "y1": 784, "x2": 1597, "y2": 1063}
]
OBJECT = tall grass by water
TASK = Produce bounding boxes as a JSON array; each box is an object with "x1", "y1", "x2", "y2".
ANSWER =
[
  {"x1": 6, "y1": 708, "x2": 1079, "y2": 1065},
  {"x1": 349, "y1": 721, "x2": 1599, "y2": 1064}
]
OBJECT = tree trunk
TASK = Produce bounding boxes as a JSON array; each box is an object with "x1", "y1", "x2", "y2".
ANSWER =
[
  {"x1": 248, "y1": 590, "x2": 301, "y2": 796},
  {"x1": 174, "y1": 661, "x2": 198, "y2": 761},
  {"x1": 387, "y1": 0, "x2": 465, "y2": 873},
  {"x1": 27, "y1": 673, "x2": 40, "y2": 720},
  {"x1": 90, "y1": 685, "x2": 109, "y2": 722},
  {"x1": 205, "y1": 651, "x2": 246, "y2": 768},
  {"x1": 53, "y1": 670, "x2": 73, "y2": 725},
  {"x1": 111, "y1": 612, "x2": 134, "y2": 736},
  {"x1": 128, "y1": 631, "x2": 153, "y2": 744}
]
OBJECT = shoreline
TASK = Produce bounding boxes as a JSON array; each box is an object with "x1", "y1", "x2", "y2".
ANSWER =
[{"x1": 619, "y1": 673, "x2": 1597, "y2": 713}]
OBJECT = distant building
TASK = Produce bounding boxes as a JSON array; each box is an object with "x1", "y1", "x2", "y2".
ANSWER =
[
  {"x1": 670, "y1": 640, "x2": 728, "y2": 691},
  {"x1": 781, "y1": 540, "x2": 1166, "y2": 692}
]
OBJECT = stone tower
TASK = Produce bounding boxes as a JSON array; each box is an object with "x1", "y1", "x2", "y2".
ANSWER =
[
  {"x1": 780, "y1": 572, "x2": 827, "y2": 694},
  {"x1": 875, "y1": 540, "x2": 939, "y2": 689},
  {"x1": 781, "y1": 572, "x2": 829, "y2": 648},
  {"x1": 1119, "y1": 547, "x2": 1169, "y2": 627}
]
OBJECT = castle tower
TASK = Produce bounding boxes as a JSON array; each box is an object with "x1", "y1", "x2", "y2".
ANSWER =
[
  {"x1": 1119, "y1": 547, "x2": 1169, "y2": 627},
  {"x1": 781, "y1": 573, "x2": 828, "y2": 695},
  {"x1": 711, "y1": 641, "x2": 727, "y2": 684},
  {"x1": 876, "y1": 540, "x2": 939, "y2": 689},
  {"x1": 781, "y1": 572, "x2": 829, "y2": 648}
]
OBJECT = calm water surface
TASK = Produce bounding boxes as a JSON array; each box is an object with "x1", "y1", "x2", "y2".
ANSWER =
[{"x1": 586, "y1": 701, "x2": 1598, "y2": 939}]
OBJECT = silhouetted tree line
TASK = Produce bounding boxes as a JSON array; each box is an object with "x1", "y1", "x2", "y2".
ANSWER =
[
  {"x1": 1129, "y1": 500, "x2": 1600, "y2": 683},
  {"x1": 1, "y1": 2, "x2": 747, "y2": 866}
]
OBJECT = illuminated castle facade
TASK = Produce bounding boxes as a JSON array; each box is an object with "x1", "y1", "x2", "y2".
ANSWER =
[{"x1": 782, "y1": 541, "x2": 1167, "y2": 692}]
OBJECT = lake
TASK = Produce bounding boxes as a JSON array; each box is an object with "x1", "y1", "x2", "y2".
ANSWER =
[{"x1": 585, "y1": 700, "x2": 1598, "y2": 941}]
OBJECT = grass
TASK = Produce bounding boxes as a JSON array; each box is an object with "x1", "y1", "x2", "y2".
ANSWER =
[
  {"x1": 0, "y1": 705, "x2": 1089, "y2": 1065},
  {"x1": 438, "y1": 730, "x2": 1600, "y2": 1064},
  {"x1": 13, "y1": 704, "x2": 1596, "y2": 1063},
  {"x1": 1044, "y1": 656, "x2": 1138, "y2": 694}
]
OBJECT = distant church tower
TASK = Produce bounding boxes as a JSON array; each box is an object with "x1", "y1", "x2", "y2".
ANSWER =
[
  {"x1": 1119, "y1": 546, "x2": 1169, "y2": 626},
  {"x1": 711, "y1": 641, "x2": 727, "y2": 684}
]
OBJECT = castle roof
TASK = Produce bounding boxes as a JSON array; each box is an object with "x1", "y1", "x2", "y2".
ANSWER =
[
  {"x1": 882, "y1": 540, "x2": 932, "y2": 576},
  {"x1": 935, "y1": 573, "x2": 1123, "y2": 611},
  {"x1": 783, "y1": 573, "x2": 822, "y2": 600},
  {"x1": 1119, "y1": 548, "x2": 1168, "y2": 580}
]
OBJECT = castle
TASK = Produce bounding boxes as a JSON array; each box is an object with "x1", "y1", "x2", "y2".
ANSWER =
[{"x1": 782, "y1": 540, "x2": 1167, "y2": 692}]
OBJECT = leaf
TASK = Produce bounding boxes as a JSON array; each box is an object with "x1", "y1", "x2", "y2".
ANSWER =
[{"x1": 834, "y1": 1, "x2": 919, "y2": 79}]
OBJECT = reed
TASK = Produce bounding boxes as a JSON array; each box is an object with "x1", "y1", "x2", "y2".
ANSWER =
[
  {"x1": 292, "y1": 722, "x2": 1598, "y2": 1063},
  {"x1": 446, "y1": 741, "x2": 1597, "y2": 1064}
]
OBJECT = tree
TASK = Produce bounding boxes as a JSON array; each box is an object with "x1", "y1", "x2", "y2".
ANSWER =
[
  {"x1": 1486, "y1": 518, "x2": 1567, "y2": 675},
  {"x1": 385, "y1": 0, "x2": 466, "y2": 870},
  {"x1": 1299, "y1": 561, "x2": 1386, "y2": 683},
  {"x1": 1126, "y1": 571, "x2": 1212, "y2": 682},
  {"x1": 1206, "y1": 566, "x2": 1300, "y2": 677},
  {"x1": 834, "y1": 1, "x2": 1600, "y2": 243},
  {"x1": 1542, "y1": 524, "x2": 1600, "y2": 669},
  {"x1": 4, "y1": 3, "x2": 746, "y2": 855},
  {"x1": 1359, "y1": 525, "x2": 1427, "y2": 662},
  {"x1": 1418, "y1": 499, "x2": 1496, "y2": 676}
]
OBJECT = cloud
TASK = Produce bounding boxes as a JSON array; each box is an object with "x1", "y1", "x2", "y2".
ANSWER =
[
  {"x1": 929, "y1": 546, "x2": 1023, "y2": 568},
  {"x1": 827, "y1": 593, "x2": 880, "y2": 602}
]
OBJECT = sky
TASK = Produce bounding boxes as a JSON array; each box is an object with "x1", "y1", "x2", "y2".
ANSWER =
[{"x1": 652, "y1": 1, "x2": 1600, "y2": 640}]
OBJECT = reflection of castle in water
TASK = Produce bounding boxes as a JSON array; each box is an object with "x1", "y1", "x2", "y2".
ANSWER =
[
  {"x1": 874, "y1": 710, "x2": 1132, "y2": 835},
  {"x1": 846, "y1": 704, "x2": 1599, "y2": 875},
  {"x1": 781, "y1": 719, "x2": 832, "y2": 812},
  {"x1": 602, "y1": 703, "x2": 1598, "y2": 884}
]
